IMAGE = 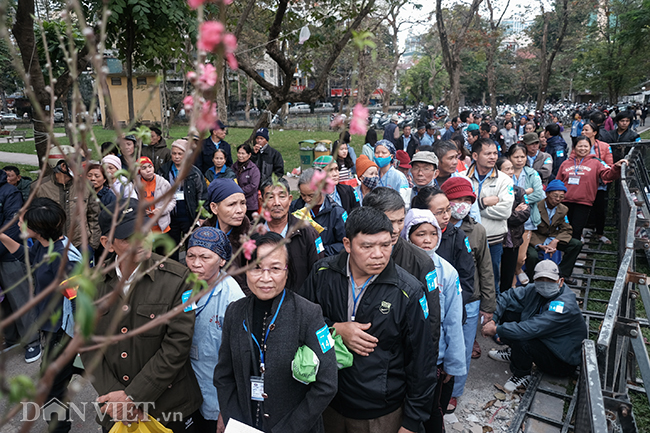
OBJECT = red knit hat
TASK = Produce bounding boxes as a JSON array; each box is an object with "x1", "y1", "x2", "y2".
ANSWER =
[
  {"x1": 395, "y1": 150, "x2": 411, "y2": 169},
  {"x1": 441, "y1": 176, "x2": 476, "y2": 203}
]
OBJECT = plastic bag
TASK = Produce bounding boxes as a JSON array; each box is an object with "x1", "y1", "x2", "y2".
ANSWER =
[
  {"x1": 292, "y1": 345, "x2": 320, "y2": 384},
  {"x1": 330, "y1": 327, "x2": 353, "y2": 369},
  {"x1": 108, "y1": 417, "x2": 173, "y2": 433}
]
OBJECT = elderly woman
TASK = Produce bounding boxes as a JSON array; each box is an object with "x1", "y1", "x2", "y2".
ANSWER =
[
  {"x1": 214, "y1": 231, "x2": 338, "y2": 433},
  {"x1": 354, "y1": 155, "x2": 379, "y2": 206},
  {"x1": 101, "y1": 155, "x2": 137, "y2": 200},
  {"x1": 186, "y1": 227, "x2": 245, "y2": 432},
  {"x1": 87, "y1": 163, "x2": 115, "y2": 209}
]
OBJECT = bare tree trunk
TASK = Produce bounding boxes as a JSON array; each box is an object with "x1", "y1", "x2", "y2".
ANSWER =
[
  {"x1": 357, "y1": 49, "x2": 367, "y2": 105},
  {"x1": 126, "y1": 20, "x2": 135, "y2": 123},
  {"x1": 486, "y1": 48, "x2": 497, "y2": 115},
  {"x1": 249, "y1": 99, "x2": 282, "y2": 142},
  {"x1": 448, "y1": 67, "x2": 461, "y2": 118},
  {"x1": 216, "y1": 60, "x2": 228, "y2": 123},
  {"x1": 245, "y1": 76, "x2": 253, "y2": 122},
  {"x1": 536, "y1": 0, "x2": 570, "y2": 112}
]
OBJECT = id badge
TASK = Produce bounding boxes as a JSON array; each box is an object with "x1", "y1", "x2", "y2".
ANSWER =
[
  {"x1": 568, "y1": 176, "x2": 580, "y2": 185},
  {"x1": 174, "y1": 190, "x2": 185, "y2": 201},
  {"x1": 250, "y1": 376, "x2": 264, "y2": 401}
]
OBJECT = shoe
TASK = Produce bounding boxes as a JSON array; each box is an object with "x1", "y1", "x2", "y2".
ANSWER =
[
  {"x1": 25, "y1": 345, "x2": 42, "y2": 364},
  {"x1": 446, "y1": 397, "x2": 457, "y2": 414},
  {"x1": 564, "y1": 277, "x2": 578, "y2": 286},
  {"x1": 517, "y1": 272, "x2": 530, "y2": 285},
  {"x1": 472, "y1": 340, "x2": 482, "y2": 359},
  {"x1": 598, "y1": 235, "x2": 612, "y2": 245},
  {"x1": 488, "y1": 347, "x2": 511, "y2": 362},
  {"x1": 504, "y1": 374, "x2": 532, "y2": 392}
]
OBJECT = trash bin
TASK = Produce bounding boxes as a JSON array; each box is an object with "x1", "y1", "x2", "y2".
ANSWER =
[
  {"x1": 299, "y1": 140, "x2": 316, "y2": 172},
  {"x1": 314, "y1": 140, "x2": 332, "y2": 160}
]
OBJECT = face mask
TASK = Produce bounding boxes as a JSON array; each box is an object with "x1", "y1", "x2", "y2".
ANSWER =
[
  {"x1": 450, "y1": 202, "x2": 471, "y2": 221},
  {"x1": 535, "y1": 281, "x2": 560, "y2": 298},
  {"x1": 361, "y1": 176, "x2": 380, "y2": 190},
  {"x1": 375, "y1": 156, "x2": 392, "y2": 168}
]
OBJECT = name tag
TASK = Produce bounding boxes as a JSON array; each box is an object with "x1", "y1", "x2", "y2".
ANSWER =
[
  {"x1": 549, "y1": 301, "x2": 565, "y2": 313},
  {"x1": 175, "y1": 190, "x2": 185, "y2": 201},
  {"x1": 419, "y1": 295, "x2": 429, "y2": 319},
  {"x1": 556, "y1": 151, "x2": 564, "y2": 157},
  {"x1": 568, "y1": 176, "x2": 580, "y2": 185},
  {"x1": 342, "y1": 211, "x2": 348, "y2": 222},
  {"x1": 251, "y1": 376, "x2": 265, "y2": 401},
  {"x1": 425, "y1": 270, "x2": 437, "y2": 292},
  {"x1": 182, "y1": 290, "x2": 198, "y2": 312},
  {"x1": 316, "y1": 325, "x2": 333, "y2": 353},
  {"x1": 315, "y1": 237, "x2": 324, "y2": 254}
]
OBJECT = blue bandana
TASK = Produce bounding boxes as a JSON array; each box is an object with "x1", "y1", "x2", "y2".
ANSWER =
[{"x1": 188, "y1": 227, "x2": 232, "y2": 261}]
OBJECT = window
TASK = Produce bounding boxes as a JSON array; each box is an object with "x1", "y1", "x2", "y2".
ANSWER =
[
  {"x1": 257, "y1": 69, "x2": 265, "y2": 79},
  {"x1": 137, "y1": 77, "x2": 147, "y2": 85},
  {"x1": 110, "y1": 77, "x2": 122, "y2": 86}
]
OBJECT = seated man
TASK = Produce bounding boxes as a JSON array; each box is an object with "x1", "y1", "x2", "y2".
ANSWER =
[
  {"x1": 525, "y1": 179, "x2": 582, "y2": 285},
  {"x1": 482, "y1": 260, "x2": 587, "y2": 392}
]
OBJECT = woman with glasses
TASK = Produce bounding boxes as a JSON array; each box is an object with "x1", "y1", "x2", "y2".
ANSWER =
[{"x1": 214, "y1": 232, "x2": 338, "y2": 433}]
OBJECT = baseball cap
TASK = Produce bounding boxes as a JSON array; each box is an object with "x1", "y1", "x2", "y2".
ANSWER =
[
  {"x1": 522, "y1": 132, "x2": 540, "y2": 145},
  {"x1": 99, "y1": 199, "x2": 140, "y2": 239},
  {"x1": 411, "y1": 151, "x2": 438, "y2": 167},
  {"x1": 533, "y1": 260, "x2": 560, "y2": 281}
]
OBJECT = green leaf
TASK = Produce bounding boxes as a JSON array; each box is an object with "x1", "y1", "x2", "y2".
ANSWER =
[
  {"x1": 75, "y1": 290, "x2": 96, "y2": 338},
  {"x1": 9, "y1": 375, "x2": 36, "y2": 404}
]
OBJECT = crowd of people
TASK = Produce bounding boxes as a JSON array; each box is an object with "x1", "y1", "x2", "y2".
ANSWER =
[{"x1": 0, "y1": 105, "x2": 641, "y2": 433}]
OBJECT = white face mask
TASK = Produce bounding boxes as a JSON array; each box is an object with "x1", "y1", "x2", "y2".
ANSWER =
[{"x1": 450, "y1": 201, "x2": 471, "y2": 220}]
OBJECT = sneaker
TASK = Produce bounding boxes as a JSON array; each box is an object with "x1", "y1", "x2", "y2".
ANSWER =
[
  {"x1": 488, "y1": 347, "x2": 511, "y2": 362},
  {"x1": 599, "y1": 235, "x2": 611, "y2": 245},
  {"x1": 504, "y1": 374, "x2": 532, "y2": 392},
  {"x1": 517, "y1": 272, "x2": 529, "y2": 285},
  {"x1": 25, "y1": 345, "x2": 42, "y2": 363}
]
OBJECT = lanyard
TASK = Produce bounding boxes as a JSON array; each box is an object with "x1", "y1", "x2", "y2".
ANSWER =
[
  {"x1": 194, "y1": 284, "x2": 217, "y2": 318},
  {"x1": 574, "y1": 158, "x2": 584, "y2": 175},
  {"x1": 243, "y1": 290, "x2": 286, "y2": 375},
  {"x1": 351, "y1": 277, "x2": 372, "y2": 321},
  {"x1": 477, "y1": 168, "x2": 493, "y2": 198}
]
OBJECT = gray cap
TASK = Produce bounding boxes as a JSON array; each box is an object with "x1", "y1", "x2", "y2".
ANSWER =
[
  {"x1": 533, "y1": 260, "x2": 560, "y2": 281},
  {"x1": 411, "y1": 151, "x2": 439, "y2": 167},
  {"x1": 391, "y1": 114, "x2": 399, "y2": 122}
]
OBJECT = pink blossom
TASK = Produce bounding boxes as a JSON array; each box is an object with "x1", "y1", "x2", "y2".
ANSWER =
[
  {"x1": 242, "y1": 239, "x2": 257, "y2": 260},
  {"x1": 323, "y1": 178, "x2": 336, "y2": 194},
  {"x1": 186, "y1": 71, "x2": 197, "y2": 82},
  {"x1": 330, "y1": 114, "x2": 345, "y2": 129},
  {"x1": 183, "y1": 95, "x2": 194, "y2": 110},
  {"x1": 309, "y1": 169, "x2": 327, "y2": 191},
  {"x1": 255, "y1": 224, "x2": 268, "y2": 235},
  {"x1": 226, "y1": 53, "x2": 238, "y2": 70},
  {"x1": 263, "y1": 210, "x2": 271, "y2": 220},
  {"x1": 223, "y1": 34, "x2": 238, "y2": 53},
  {"x1": 349, "y1": 103, "x2": 369, "y2": 135},
  {"x1": 197, "y1": 63, "x2": 218, "y2": 90},
  {"x1": 187, "y1": 0, "x2": 204, "y2": 9},
  {"x1": 196, "y1": 101, "x2": 218, "y2": 131},
  {"x1": 223, "y1": 0, "x2": 233, "y2": 4},
  {"x1": 198, "y1": 21, "x2": 225, "y2": 52}
]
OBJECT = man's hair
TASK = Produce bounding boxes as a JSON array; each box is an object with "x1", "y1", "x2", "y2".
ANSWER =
[
  {"x1": 468, "y1": 129, "x2": 480, "y2": 139},
  {"x1": 614, "y1": 111, "x2": 634, "y2": 123},
  {"x1": 298, "y1": 167, "x2": 322, "y2": 187},
  {"x1": 451, "y1": 116, "x2": 460, "y2": 124},
  {"x1": 345, "y1": 207, "x2": 393, "y2": 241},
  {"x1": 243, "y1": 231, "x2": 295, "y2": 290},
  {"x1": 416, "y1": 144, "x2": 434, "y2": 153},
  {"x1": 460, "y1": 110, "x2": 472, "y2": 123},
  {"x1": 363, "y1": 187, "x2": 405, "y2": 213},
  {"x1": 260, "y1": 176, "x2": 290, "y2": 194},
  {"x1": 472, "y1": 138, "x2": 497, "y2": 155},
  {"x1": 237, "y1": 143, "x2": 253, "y2": 154},
  {"x1": 411, "y1": 186, "x2": 445, "y2": 210},
  {"x1": 545, "y1": 123, "x2": 561, "y2": 137},
  {"x1": 149, "y1": 126, "x2": 162, "y2": 136},
  {"x1": 101, "y1": 141, "x2": 119, "y2": 157},
  {"x1": 2, "y1": 165, "x2": 20, "y2": 176},
  {"x1": 433, "y1": 140, "x2": 459, "y2": 161},
  {"x1": 480, "y1": 122, "x2": 491, "y2": 133},
  {"x1": 589, "y1": 111, "x2": 606, "y2": 126},
  {"x1": 24, "y1": 197, "x2": 66, "y2": 240}
]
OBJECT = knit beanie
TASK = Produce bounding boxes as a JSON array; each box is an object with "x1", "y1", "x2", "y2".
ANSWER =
[
  {"x1": 441, "y1": 176, "x2": 476, "y2": 203},
  {"x1": 356, "y1": 155, "x2": 378, "y2": 177}
]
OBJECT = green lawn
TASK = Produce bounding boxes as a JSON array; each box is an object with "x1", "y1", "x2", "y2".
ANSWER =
[
  {"x1": 0, "y1": 125, "x2": 366, "y2": 173},
  {"x1": 641, "y1": 129, "x2": 650, "y2": 140}
]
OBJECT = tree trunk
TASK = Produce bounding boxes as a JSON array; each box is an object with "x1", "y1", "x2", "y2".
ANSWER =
[
  {"x1": 126, "y1": 20, "x2": 135, "y2": 123},
  {"x1": 357, "y1": 49, "x2": 367, "y2": 105},
  {"x1": 486, "y1": 46, "x2": 497, "y2": 115},
  {"x1": 448, "y1": 65, "x2": 461, "y2": 118},
  {"x1": 249, "y1": 99, "x2": 282, "y2": 143},
  {"x1": 245, "y1": 76, "x2": 253, "y2": 122}
]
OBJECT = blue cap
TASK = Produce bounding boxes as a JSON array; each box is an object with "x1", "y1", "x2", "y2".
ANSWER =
[{"x1": 546, "y1": 179, "x2": 567, "y2": 193}]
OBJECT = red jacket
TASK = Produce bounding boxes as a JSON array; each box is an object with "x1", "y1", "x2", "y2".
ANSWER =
[
  {"x1": 556, "y1": 154, "x2": 620, "y2": 206},
  {"x1": 569, "y1": 139, "x2": 614, "y2": 184}
]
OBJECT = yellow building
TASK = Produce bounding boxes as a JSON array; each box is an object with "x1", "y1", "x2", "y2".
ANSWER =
[{"x1": 98, "y1": 57, "x2": 162, "y2": 125}]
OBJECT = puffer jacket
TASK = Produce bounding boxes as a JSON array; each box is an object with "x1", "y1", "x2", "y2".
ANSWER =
[{"x1": 34, "y1": 175, "x2": 101, "y2": 250}]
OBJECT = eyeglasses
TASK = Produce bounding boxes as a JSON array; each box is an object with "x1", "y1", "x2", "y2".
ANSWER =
[
  {"x1": 249, "y1": 266, "x2": 287, "y2": 277},
  {"x1": 432, "y1": 207, "x2": 452, "y2": 217}
]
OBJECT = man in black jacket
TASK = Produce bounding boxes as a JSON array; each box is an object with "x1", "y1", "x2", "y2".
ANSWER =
[
  {"x1": 251, "y1": 127, "x2": 284, "y2": 183},
  {"x1": 601, "y1": 111, "x2": 640, "y2": 162},
  {"x1": 300, "y1": 207, "x2": 437, "y2": 433},
  {"x1": 363, "y1": 187, "x2": 441, "y2": 356},
  {"x1": 397, "y1": 124, "x2": 420, "y2": 158},
  {"x1": 195, "y1": 120, "x2": 233, "y2": 174},
  {"x1": 259, "y1": 177, "x2": 325, "y2": 290}
]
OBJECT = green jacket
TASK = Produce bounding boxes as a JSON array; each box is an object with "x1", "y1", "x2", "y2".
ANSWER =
[{"x1": 81, "y1": 254, "x2": 202, "y2": 429}]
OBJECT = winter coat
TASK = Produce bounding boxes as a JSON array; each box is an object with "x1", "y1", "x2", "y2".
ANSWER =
[
  {"x1": 141, "y1": 139, "x2": 172, "y2": 172},
  {"x1": 332, "y1": 183, "x2": 360, "y2": 214},
  {"x1": 401, "y1": 209, "x2": 466, "y2": 376},
  {"x1": 459, "y1": 217, "x2": 496, "y2": 313},
  {"x1": 493, "y1": 282, "x2": 587, "y2": 366},
  {"x1": 530, "y1": 201, "x2": 573, "y2": 247},
  {"x1": 601, "y1": 127, "x2": 640, "y2": 162},
  {"x1": 511, "y1": 166, "x2": 544, "y2": 228},
  {"x1": 158, "y1": 161, "x2": 208, "y2": 222},
  {"x1": 461, "y1": 164, "x2": 514, "y2": 245},
  {"x1": 204, "y1": 165, "x2": 236, "y2": 184},
  {"x1": 136, "y1": 173, "x2": 177, "y2": 232},
  {"x1": 527, "y1": 150, "x2": 553, "y2": 185},
  {"x1": 0, "y1": 170, "x2": 23, "y2": 262},
  {"x1": 383, "y1": 123, "x2": 399, "y2": 145},
  {"x1": 503, "y1": 185, "x2": 530, "y2": 249},
  {"x1": 251, "y1": 144, "x2": 284, "y2": 184},
  {"x1": 436, "y1": 223, "x2": 476, "y2": 306},
  {"x1": 545, "y1": 135, "x2": 568, "y2": 179},
  {"x1": 80, "y1": 254, "x2": 202, "y2": 430},
  {"x1": 284, "y1": 214, "x2": 326, "y2": 291},
  {"x1": 569, "y1": 139, "x2": 614, "y2": 186},
  {"x1": 233, "y1": 159, "x2": 261, "y2": 211},
  {"x1": 215, "y1": 290, "x2": 338, "y2": 433},
  {"x1": 290, "y1": 196, "x2": 347, "y2": 257},
  {"x1": 556, "y1": 154, "x2": 621, "y2": 206},
  {"x1": 300, "y1": 252, "x2": 437, "y2": 432},
  {"x1": 15, "y1": 176, "x2": 32, "y2": 202},
  {"x1": 397, "y1": 134, "x2": 420, "y2": 158},
  {"x1": 34, "y1": 175, "x2": 101, "y2": 250},
  {"x1": 196, "y1": 138, "x2": 233, "y2": 174},
  {"x1": 95, "y1": 184, "x2": 116, "y2": 210}
]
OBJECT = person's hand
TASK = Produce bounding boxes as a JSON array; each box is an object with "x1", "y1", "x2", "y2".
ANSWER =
[
  {"x1": 397, "y1": 428, "x2": 416, "y2": 433},
  {"x1": 333, "y1": 322, "x2": 378, "y2": 356},
  {"x1": 442, "y1": 370, "x2": 454, "y2": 384},
  {"x1": 217, "y1": 413, "x2": 226, "y2": 433},
  {"x1": 480, "y1": 310, "x2": 493, "y2": 325},
  {"x1": 482, "y1": 320, "x2": 497, "y2": 338},
  {"x1": 515, "y1": 203, "x2": 528, "y2": 212},
  {"x1": 525, "y1": 187, "x2": 534, "y2": 195},
  {"x1": 97, "y1": 390, "x2": 141, "y2": 424},
  {"x1": 615, "y1": 159, "x2": 628, "y2": 168},
  {"x1": 483, "y1": 196, "x2": 500, "y2": 207}
]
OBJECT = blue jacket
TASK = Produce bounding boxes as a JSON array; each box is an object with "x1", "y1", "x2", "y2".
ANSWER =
[
  {"x1": 379, "y1": 166, "x2": 409, "y2": 195},
  {"x1": 513, "y1": 166, "x2": 545, "y2": 228},
  {"x1": 493, "y1": 283, "x2": 587, "y2": 366},
  {"x1": 191, "y1": 273, "x2": 245, "y2": 420},
  {"x1": 0, "y1": 170, "x2": 23, "y2": 262},
  {"x1": 290, "y1": 196, "x2": 347, "y2": 256},
  {"x1": 545, "y1": 135, "x2": 568, "y2": 180},
  {"x1": 196, "y1": 138, "x2": 233, "y2": 174}
]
